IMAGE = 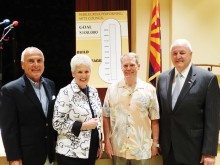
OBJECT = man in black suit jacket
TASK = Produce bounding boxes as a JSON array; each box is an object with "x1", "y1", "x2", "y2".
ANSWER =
[
  {"x1": 0, "y1": 47, "x2": 56, "y2": 165},
  {"x1": 157, "y1": 39, "x2": 220, "y2": 165}
]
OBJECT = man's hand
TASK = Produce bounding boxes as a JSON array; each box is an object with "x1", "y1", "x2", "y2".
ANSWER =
[
  {"x1": 104, "y1": 139, "x2": 114, "y2": 159},
  {"x1": 200, "y1": 154, "x2": 215, "y2": 165},
  {"x1": 10, "y1": 160, "x2": 22, "y2": 165},
  {"x1": 151, "y1": 146, "x2": 159, "y2": 157}
]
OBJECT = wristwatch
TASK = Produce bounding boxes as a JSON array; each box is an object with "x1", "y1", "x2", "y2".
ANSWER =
[{"x1": 153, "y1": 142, "x2": 160, "y2": 148}]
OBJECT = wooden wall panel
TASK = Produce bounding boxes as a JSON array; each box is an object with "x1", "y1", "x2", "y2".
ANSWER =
[
  {"x1": 89, "y1": 0, "x2": 104, "y2": 11},
  {"x1": 75, "y1": 0, "x2": 89, "y2": 11},
  {"x1": 75, "y1": 0, "x2": 130, "y2": 11}
]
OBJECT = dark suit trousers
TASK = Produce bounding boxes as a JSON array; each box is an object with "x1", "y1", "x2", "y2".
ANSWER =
[{"x1": 163, "y1": 145, "x2": 203, "y2": 165}]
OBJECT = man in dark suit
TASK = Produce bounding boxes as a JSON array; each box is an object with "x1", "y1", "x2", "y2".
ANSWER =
[
  {"x1": 0, "y1": 47, "x2": 56, "y2": 165},
  {"x1": 157, "y1": 39, "x2": 220, "y2": 165}
]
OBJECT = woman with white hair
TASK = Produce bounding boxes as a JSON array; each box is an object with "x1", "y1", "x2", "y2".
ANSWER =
[{"x1": 53, "y1": 54, "x2": 102, "y2": 165}]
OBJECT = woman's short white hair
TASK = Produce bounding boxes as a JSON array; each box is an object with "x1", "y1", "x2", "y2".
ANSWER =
[{"x1": 70, "y1": 54, "x2": 92, "y2": 72}]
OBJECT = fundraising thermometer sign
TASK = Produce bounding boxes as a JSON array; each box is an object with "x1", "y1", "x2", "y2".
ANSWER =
[{"x1": 76, "y1": 11, "x2": 129, "y2": 88}]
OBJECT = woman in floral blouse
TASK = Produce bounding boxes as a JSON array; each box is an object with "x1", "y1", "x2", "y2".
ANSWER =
[{"x1": 53, "y1": 54, "x2": 102, "y2": 165}]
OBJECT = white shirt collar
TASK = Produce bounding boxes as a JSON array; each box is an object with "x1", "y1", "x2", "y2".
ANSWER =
[
  {"x1": 175, "y1": 62, "x2": 192, "y2": 78},
  {"x1": 28, "y1": 77, "x2": 43, "y2": 88}
]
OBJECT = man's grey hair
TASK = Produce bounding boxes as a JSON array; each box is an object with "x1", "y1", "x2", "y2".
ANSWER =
[
  {"x1": 120, "y1": 52, "x2": 139, "y2": 64},
  {"x1": 21, "y1": 47, "x2": 44, "y2": 61},
  {"x1": 170, "y1": 39, "x2": 193, "y2": 52}
]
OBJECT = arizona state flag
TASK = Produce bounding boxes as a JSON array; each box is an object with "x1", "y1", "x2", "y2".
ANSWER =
[{"x1": 148, "y1": 0, "x2": 161, "y2": 86}]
